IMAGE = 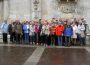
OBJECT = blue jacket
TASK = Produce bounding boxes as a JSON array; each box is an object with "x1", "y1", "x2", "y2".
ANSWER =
[
  {"x1": 64, "y1": 26, "x2": 73, "y2": 37},
  {"x1": 23, "y1": 24, "x2": 30, "y2": 33},
  {"x1": 1, "y1": 23, "x2": 8, "y2": 33}
]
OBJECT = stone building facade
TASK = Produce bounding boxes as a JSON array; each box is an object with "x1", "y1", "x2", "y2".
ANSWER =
[{"x1": 0, "y1": 0, "x2": 90, "y2": 25}]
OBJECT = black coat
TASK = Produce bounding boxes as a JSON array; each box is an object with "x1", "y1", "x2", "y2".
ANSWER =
[{"x1": 8, "y1": 24, "x2": 12, "y2": 34}]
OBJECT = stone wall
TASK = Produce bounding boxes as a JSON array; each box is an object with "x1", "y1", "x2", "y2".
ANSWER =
[
  {"x1": 9, "y1": 0, "x2": 31, "y2": 21},
  {"x1": 42, "y1": 0, "x2": 90, "y2": 28},
  {"x1": 7, "y1": 0, "x2": 42, "y2": 21},
  {"x1": 0, "y1": 0, "x2": 90, "y2": 26}
]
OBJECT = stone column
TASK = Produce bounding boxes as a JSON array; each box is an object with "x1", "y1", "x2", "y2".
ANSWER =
[
  {"x1": 0, "y1": 0, "x2": 3, "y2": 23},
  {"x1": 31, "y1": 0, "x2": 42, "y2": 20},
  {"x1": 3, "y1": 0, "x2": 9, "y2": 20},
  {"x1": 67, "y1": 0, "x2": 69, "y2": 2}
]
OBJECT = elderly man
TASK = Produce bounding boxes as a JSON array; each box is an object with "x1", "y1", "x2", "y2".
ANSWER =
[
  {"x1": 82, "y1": 19, "x2": 89, "y2": 46},
  {"x1": 1, "y1": 20, "x2": 9, "y2": 43}
]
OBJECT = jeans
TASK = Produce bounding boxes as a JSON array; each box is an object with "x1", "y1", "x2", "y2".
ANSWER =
[
  {"x1": 58, "y1": 36, "x2": 62, "y2": 46},
  {"x1": 65, "y1": 36, "x2": 71, "y2": 46},
  {"x1": 24, "y1": 33, "x2": 29, "y2": 44}
]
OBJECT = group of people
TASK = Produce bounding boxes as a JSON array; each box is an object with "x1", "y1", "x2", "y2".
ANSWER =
[{"x1": 0, "y1": 18, "x2": 89, "y2": 46}]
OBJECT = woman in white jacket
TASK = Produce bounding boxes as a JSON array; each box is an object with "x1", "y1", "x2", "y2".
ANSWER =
[
  {"x1": 29, "y1": 22, "x2": 35, "y2": 45},
  {"x1": 72, "y1": 22, "x2": 78, "y2": 45}
]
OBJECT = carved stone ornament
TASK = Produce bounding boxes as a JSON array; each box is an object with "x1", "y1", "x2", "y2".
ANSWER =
[{"x1": 60, "y1": 3, "x2": 76, "y2": 13}]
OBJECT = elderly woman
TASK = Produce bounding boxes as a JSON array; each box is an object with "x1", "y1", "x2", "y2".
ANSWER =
[
  {"x1": 29, "y1": 21, "x2": 35, "y2": 45},
  {"x1": 55, "y1": 22, "x2": 64, "y2": 46},
  {"x1": 15, "y1": 20, "x2": 22, "y2": 44},
  {"x1": 71, "y1": 22, "x2": 78, "y2": 45},
  {"x1": 34, "y1": 22, "x2": 39, "y2": 45},
  {"x1": 49, "y1": 22, "x2": 56, "y2": 46},
  {"x1": 23, "y1": 21, "x2": 30, "y2": 44}
]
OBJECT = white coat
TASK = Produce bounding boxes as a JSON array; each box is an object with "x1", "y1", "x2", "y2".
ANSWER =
[
  {"x1": 72, "y1": 25, "x2": 78, "y2": 38},
  {"x1": 29, "y1": 25, "x2": 34, "y2": 35}
]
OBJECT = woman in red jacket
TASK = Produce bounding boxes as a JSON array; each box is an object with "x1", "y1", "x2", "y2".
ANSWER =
[
  {"x1": 49, "y1": 23, "x2": 56, "y2": 46},
  {"x1": 55, "y1": 22, "x2": 64, "y2": 46}
]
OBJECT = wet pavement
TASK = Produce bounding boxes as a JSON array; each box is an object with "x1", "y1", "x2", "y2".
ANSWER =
[
  {"x1": 37, "y1": 48, "x2": 90, "y2": 65},
  {"x1": 0, "y1": 46, "x2": 36, "y2": 65},
  {"x1": 0, "y1": 44, "x2": 90, "y2": 65}
]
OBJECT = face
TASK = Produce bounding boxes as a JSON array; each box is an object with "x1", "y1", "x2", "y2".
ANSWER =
[
  {"x1": 30, "y1": 21, "x2": 32, "y2": 25},
  {"x1": 64, "y1": 21, "x2": 67, "y2": 24},
  {"x1": 82, "y1": 20, "x2": 86, "y2": 24},
  {"x1": 79, "y1": 22, "x2": 82, "y2": 25},
  {"x1": 4, "y1": 20, "x2": 7, "y2": 24},
  {"x1": 35, "y1": 22, "x2": 38, "y2": 25},
  {"x1": 26, "y1": 21, "x2": 29, "y2": 24},
  {"x1": 18, "y1": 20, "x2": 21, "y2": 24}
]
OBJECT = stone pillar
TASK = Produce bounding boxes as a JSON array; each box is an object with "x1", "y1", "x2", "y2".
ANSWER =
[
  {"x1": 3, "y1": 0, "x2": 9, "y2": 20},
  {"x1": 0, "y1": 0, "x2": 3, "y2": 23},
  {"x1": 31, "y1": 0, "x2": 42, "y2": 20},
  {"x1": 67, "y1": 0, "x2": 69, "y2": 2}
]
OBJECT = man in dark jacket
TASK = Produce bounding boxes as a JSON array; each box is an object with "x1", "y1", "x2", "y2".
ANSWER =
[
  {"x1": 82, "y1": 19, "x2": 89, "y2": 46},
  {"x1": 38, "y1": 19, "x2": 42, "y2": 45},
  {"x1": 8, "y1": 21, "x2": 16, "y2": 43}
]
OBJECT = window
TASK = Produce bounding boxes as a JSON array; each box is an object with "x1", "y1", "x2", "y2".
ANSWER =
[
  {"x1": 0, "y1": 0, "x2": 3, "y2": 2},
  {"x1": 69, "y1": 0, "x2": 76, "y2": 2},
  {"x1": 60, "y1": 0, "x2": 67, "y2": 2},
  {"x1": 60, "y1": 0, "x2": 76, "y2": 3}
]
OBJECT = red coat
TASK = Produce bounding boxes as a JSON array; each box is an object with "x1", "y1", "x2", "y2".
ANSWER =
[{"x1": 55, "y1": 25, "x2": 64, "y2": 36}]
